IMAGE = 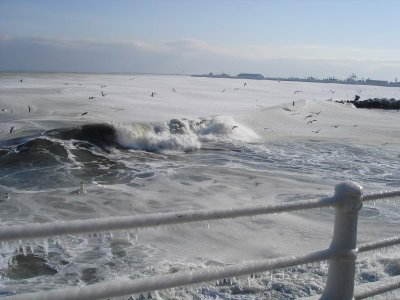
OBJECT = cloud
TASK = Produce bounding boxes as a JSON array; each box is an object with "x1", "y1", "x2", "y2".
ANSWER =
[{"x1": 1, "y1": 36, "x2": 399, "y2": 80}]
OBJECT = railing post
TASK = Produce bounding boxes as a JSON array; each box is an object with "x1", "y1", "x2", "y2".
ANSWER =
[{"x1": 321, "y1": 181, "x2": 363, "y2": 300}]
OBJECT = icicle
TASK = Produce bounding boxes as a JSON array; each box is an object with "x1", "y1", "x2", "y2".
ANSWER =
[
  {"x1": 43, "y1": 239, "x2": 49, "y2": 255},
  {"x1": 30, "y1": 242, "x2": 36, "y2": 254},
  {"x1": 4, "y1": 241, "x2": 10, "y2": 252}
]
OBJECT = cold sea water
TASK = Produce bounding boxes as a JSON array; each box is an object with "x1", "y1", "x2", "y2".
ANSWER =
[{"x1": 0, "y1": 73, "x2": 400, "y2": 299}]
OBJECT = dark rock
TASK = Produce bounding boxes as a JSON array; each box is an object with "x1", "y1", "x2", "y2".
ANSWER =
[
  {"x1": 7, "y1": 253, "x2": 57, "y2": 279},
  {"x1": 336, "y1": 98, "x2": 400, "y2": 110}
]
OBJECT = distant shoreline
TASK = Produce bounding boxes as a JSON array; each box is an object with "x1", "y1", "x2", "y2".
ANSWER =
[
  {"x1": 1, "y1": 71, "x2": 399, "y2": 88},
  {"x1": 191, "y1": 73, "x2": 400, "y2": 88}
]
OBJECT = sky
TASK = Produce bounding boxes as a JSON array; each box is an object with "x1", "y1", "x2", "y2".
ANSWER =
[{"x1": 1, "y1": 0, "x2": 400, "y2": 80}]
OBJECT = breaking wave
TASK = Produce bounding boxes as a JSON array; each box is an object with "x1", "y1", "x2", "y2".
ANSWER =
[{"x1": 114, "y1": 116, "x2": 258, "y2": 152}]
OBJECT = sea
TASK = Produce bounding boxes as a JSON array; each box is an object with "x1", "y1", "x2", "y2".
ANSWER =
[{"x1": 0, "y1": 73, "x2": 400, "y2": 299}]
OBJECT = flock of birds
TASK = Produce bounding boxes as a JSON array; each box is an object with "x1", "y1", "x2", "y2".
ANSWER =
[
  {"x1": 0, "y1": 78, "x2": 390, "y2": 140},
  {"x1": 255, "y1": 88, "x2": 362, "y2": 135}
]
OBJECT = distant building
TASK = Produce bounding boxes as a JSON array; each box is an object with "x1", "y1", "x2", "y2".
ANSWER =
[
  {"x1": 236, "y1": 73, "x2": 265, "y2": 80},
  {"x1": 365, "y1": 79, "x2": 388, "y2": 86}
]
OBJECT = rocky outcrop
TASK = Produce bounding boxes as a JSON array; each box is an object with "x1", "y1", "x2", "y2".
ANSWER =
[{"x1": 336, "y1": 97, "x2": 400, "y2": 110}]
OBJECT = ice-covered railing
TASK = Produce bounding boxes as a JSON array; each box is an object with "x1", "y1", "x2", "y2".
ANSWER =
[
  {"x1": 1, "y1": 182, "x2": 400, "y2": 300},
  {"x1": 0, "y1": 197, "x2": 335, "y2": 242}
]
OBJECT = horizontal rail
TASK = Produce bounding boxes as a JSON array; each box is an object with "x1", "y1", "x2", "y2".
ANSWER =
[
  {"x1": 0, "y1": 197, "x2": 335, "y2": 242},
  {"x1": 4, "y1": 249, "x2": 332, "y2": 300},
  {"x1": 354, "y1": 275, "x2": 400, "y2": 299},
  {"x1": 358, "y1": 235, "x2": 400, "y2": 253},
  {"x1": 361, "y1": 190, "x2": 400, "y2": 202}
]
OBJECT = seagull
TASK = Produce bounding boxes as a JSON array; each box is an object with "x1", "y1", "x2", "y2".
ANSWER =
[
  {"x1": 20, "y1": 79, "x2": 23, "y2": 83},
  {"x1": 329, "y1": 90, "x2": 335, "y2": 93},
  {"x1": 294, "y1": 90, "x2": 303, "y2": 95},
  {"x1": 221, "y1": 89, "x2": 226, "y2": 93},
  {"x1": 263, "y1": 127, "x2": 271, "y2": 131},
  {"x1": 2, "y1": 108, "x2": 7, "y2": 112},
  {"x1": 151, "y1": 92, "x2": 157, "y2": 97},
  {"x1": 89, "y1": 96, "x2": 95, "y2": 100},
  {"x1": 307, "y1": 120, "x2": 317, "y2": 124},
  {"x1": 331, "y1": 125, "x2": 340, "y2": 128},
  {"x1": 232, "y1": 126, "x2": 238, "y2": 130},
  {"x1": 312, "y1": 129, "x2": 321, "y2": 133},
  {"x1": 81, "y1": 112, "x2": 88, "y2": 116},
  {"x1": 28, "y1": 105, "x2": 31, "y2": 113},
  {"x1": 292, "y1": 100, "x2": 295, "y2": 107},
  {"x1": 102, "y1": 91, "x2": 107, "y2": 97},
  {"x1": 353, "y1": 124, "x2": 358, "y2": 127},
  {"x1": 244, "y1": 82, "x2": 247, "y2": 87},
  {"x1": 9, "y1": 126, "x2": 15, "y2": 133},
  {"x1": 173, "y1": 88, "x2": 176, "y2": 93},
  {"x1": 289, "y1": 112, "x2": 300, "y2": 115},
  {"x1": 304, "y1": 114, "x2": 313, "y2": 120},
  {"x1": 101, "y1": 85, "x2": 106, "y2": 88},
  {"x1": 314, "y1": 111, "x2": 322, "y2": 115}
]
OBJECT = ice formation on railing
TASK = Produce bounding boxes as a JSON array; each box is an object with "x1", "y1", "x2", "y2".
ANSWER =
[
  {"x1": 0, "y1": 197, "x2": 335, "y2": 242},
  {"x1": 4, "y1": 249, "x2": 332, "y2": 300}
]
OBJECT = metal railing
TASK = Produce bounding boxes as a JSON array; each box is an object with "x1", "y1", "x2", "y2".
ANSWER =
[{"x1": 1, "y1": 181, "x2": 400, "y2": 300}]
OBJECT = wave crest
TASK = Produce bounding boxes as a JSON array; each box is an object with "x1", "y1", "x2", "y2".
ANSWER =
[{"x1": 115, "y1": 116, "x2": 258, "y2": 152}]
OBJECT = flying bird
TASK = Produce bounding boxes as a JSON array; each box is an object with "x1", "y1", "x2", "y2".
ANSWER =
[
  {"x1": 151, "y1": 92, "x2": 157, "y2": 97},
  {"x1": 232, "y1": 126, "x2": 238, "y2": 130},
  {"x1": 314, "y1": 111, "x2": 322, "y2": 115},
  {"x1": 294, "y1": 90, "x2": 303, "y2": 95},
  {"x1": 9, "y1": 126, "x2": 15, "y2": 133},
  {"x1": 221, "y1": 89, "x2": 226, "y2": 93},
  {"x1": 304, "y1": 114, "x2": 313, "y2": 120},
  {"x1": 331, "y1": 125, "x2": 340, "y2": 128},
  {"x1": 102, "y1": 91, "x2": 107, "y2": 97},
  {"x1": 81, "y1": 112, "x2": 88, "y2": 116},
  {"x1": 312, "y1": 129, "x2": 321, "y2": 134},
  {"x1": 329, "y1": 90, "x2": 335, "y2": 93}
]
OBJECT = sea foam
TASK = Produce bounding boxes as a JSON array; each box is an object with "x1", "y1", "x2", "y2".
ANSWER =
[{"x1": 114, "y1": 116, "x2": 259, "y2": 152}]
